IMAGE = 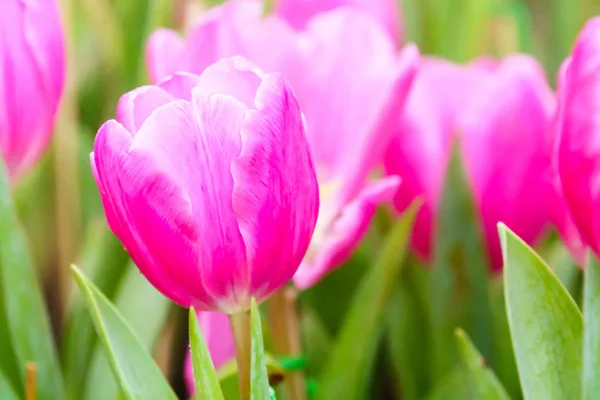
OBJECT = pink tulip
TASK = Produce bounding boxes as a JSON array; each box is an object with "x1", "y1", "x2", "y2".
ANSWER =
[
  {"x1": 146, "y1": 1, "x2": 418, "y2": 288},
  {"x1": 556, "y1": 17, "x2": 600, "y2": 257},
  {"x1": 0, "y1": 0, "x2": 65, "y2": 179},
  {"x1": 385, "y1": 55, "x2": 562, "y2": 270},
  {"x1": 184, "y1": 311, "x2": 235, "y2": 396},
  {"x1": 91, "y1": 57, "x2": 319, "y2": 313},
  {"x1": 275, "y1": 0, "x2": 401, "y2": 45}
]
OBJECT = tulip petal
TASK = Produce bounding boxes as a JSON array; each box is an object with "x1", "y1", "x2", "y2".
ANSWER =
[
  {"x1": 93, "y1": 119, "x2": 208, "y2": 308},
  {"x1": 195, "y1": 57, "x2": 263, "y2": 109},
  {"x1": 116, "y1": 86, "x2": 176, "y2": 134},
  {"x1": 461, "y1": 55, "x2": 555, "y2": 270},
  {"x1": 292, "y1": 8, "x2": 398, "y2": 173},
  {"x1": 294, "y1": 176, "x2": 400, "y2": 289},
  {"x1": 557, "y1": 18, "x2": 600, "y2": 253},
  {"x1": 132, "y1": 96, "x2": 250, "y2": 311},
  {"x1": 384, "y1": 57, "x2": 492, "y2": 260},
  {"x1": 145, "y1": 28, "x2": 186, "y2": 84},
  {"x1": 232, "y1": 73, "x2": 319, "y2": 298},
  {"x1": 276, "y1": 0, "x2": 401, "y2": 44},
  {"x1": 157, "y1": 72, "x2": 200, "y2": 101},
  {"x1": 0, "y1": 0, "x2": 61, "y2": 178}
]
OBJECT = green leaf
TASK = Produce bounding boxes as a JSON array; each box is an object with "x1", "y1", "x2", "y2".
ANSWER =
[
  {"x1": 82, "y1": 261, "x2": 171, "y2": 400},
  {"x1": 0, "y1": 161, "x2": 64, "y2": 399},
  {"x1": 583, "y1": 254, "x2": 600, "y2": 399},
  {"x1": 316, "y1": 200, "x2": 420, "y2": 400},
  {"x1": 452, "y1": 0, "x2": 493, "y2": 62},
  {"x1": 251, "y1": 299, "x2": 270, "y2": 400},
  {"x1": 424, "y1": 368, "x2": 468, "y2": 400},
  {"x1": 62, "y1": 222, "x2": 130, "y2": 400},
  {"x1": 455, "y1": 329, "x2": 511, "y2": 400},
  {"x1": 301, "y1": 308, "x2": 332, "y2": 377},
  {"x1": 547, "y1": 0, "x2": 585, "y2": 78},
  {"x1": 71, "y1": 265, "x2": 177, "y2": 400},
  {"x1": 499, "y1": 223, "x2": 583, "y2": 399},
  {"x1": 488, "y1": 277, "x2": 520, "y2": 399},
  {"x1": 189, "y1": 307, "x2": 225, "y2": 400},
  {"x1": 429, "y1": 143, "x2": 494, "y2": 382},
  {"x1": 217, "y1": 355, "x2": 284, "y2": 399},
  {"x1": 0, "y1": 368, "x2": 18, "y2": 400}
]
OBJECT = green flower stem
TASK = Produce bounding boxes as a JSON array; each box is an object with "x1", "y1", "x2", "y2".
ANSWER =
[
  {"x1": 268, "y1": 287, "x2": 307, "y2": 400},
  {"x1": 230, "y1": 309, "x2": 252, "y2": 400}
]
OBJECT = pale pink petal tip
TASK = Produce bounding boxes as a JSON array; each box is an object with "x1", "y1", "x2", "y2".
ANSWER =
[{"x1": 294, "y1": 176, "x2": 400, "y2": 289}]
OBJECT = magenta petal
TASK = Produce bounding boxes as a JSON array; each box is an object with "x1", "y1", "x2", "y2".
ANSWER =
[
  {"x1": 0, "y1": 0, "x2": 65, "y2": 178},
  {"x1": 157, "y1": 72, "x2": 200, "y2": 101},
  {"x1": 195, "y1": 57, "x2": 263, "y2": 109},
  {"x1": 145, "y1": 28, "x2": 186, "y2": 83},
  {"x1": 337, "y1": 44, "x2": 418, "y2": 205},
  {"x1": 557, "y1": 17, "x2": 600, "y2": 255},
  {"x1": 187, "y1": 90, "x2": 251, "y2": 310},
  {"x1": 132, "y1": 95, "x2": 249, "y2": 311},
  {"x1": 232, "y1": 73, "x2": 319, "y2": 298},
  {"x1": 294, "y1": 176, "x2": 399, "y2": 289},
  {"x1": 276, "y1": 0, "x2": 401, "y2": 44},
  {"x1": 93, "y1": 119, "x2": 208, "y2": 308},
  {"x1": 116, "y1": 86, "x2": 176, "y2": 134}
]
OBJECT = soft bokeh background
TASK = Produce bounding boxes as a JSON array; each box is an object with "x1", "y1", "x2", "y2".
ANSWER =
[{"x1": 13, "y1": 0, "x2": 596, "y2": 398}]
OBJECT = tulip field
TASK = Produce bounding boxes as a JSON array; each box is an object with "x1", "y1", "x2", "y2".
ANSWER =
[{"x1": 2, "y1": 0, "x2": 600, "y2": 399}]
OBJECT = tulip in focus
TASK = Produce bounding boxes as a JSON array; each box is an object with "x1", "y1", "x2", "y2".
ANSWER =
[
  {"x1": 184, "y1": 311, "x2": 235, "y2": 396},
  {"x1": 0, "y1": 0, "x2": 65, "y2": 179},
  {"x1": 146, "y1": 0, "x2": 418, "y2": 288},
  {"x1": 275, "y1": 0, "x2": 402, "y2": 44},
  {"x1": 556, "y1": 17, "x2": 600, "y2": 257},
  {"x1": 91, "y1": 57, "x2": 319, "y2": 313},
  {"x1": 385, "y1": 55, "x2": 564, "y2": 270}
]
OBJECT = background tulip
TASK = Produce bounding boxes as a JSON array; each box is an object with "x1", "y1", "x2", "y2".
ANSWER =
[
  {"x1": 0, "y1": 0, "x2": 65, "y2": 179},
  {"x1": 146, "y1": 1, "x2": 418, "y2": 288},
  {"x1": 556, "y1": 17, "x2": 600, "y2": 258},
  {"x1": 385, "y1": 55, "x2": 562, "y2": 270},
  {"x1": 91, "y1": 57, "x2": 319, "y2": 313},
  {"x1": 275, "y1": 0, "x2": 401, "y2": 45}
]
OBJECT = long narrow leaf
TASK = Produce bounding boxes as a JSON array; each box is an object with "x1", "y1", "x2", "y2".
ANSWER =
[
  {"x1": 0, "y1": 161, "x2": 64, "y2": 399},
  {"x1": 62, "y1": 222, "x2": 129, "y2": 400},
  {"x1": 82, "y1": 261, "x2": 171, "y2": 399},
  {"x1": 583, "y1": 254, "x2": 600, "y2": 399},
  {"x1": 316, "y1": 200, "x2": 420, "y2": 400},
  {"x1": 251, "y1": 299, "x2": 270, "y2": 400},
  {"x1": 455, "y1": 329, "x2": 511, "y2": 400},
  {"x1": 429, "y1": 144, "x2": 494, "y2": 383},
  {"x1": 499, "y1": 223, "x2": 582, "y2": 399},
  {"x1": 189, "y1": 307, "x2": 225, "y2": 400},
  {"x1": 71, "y1": 265, "x2": 177, "y2": 400}
]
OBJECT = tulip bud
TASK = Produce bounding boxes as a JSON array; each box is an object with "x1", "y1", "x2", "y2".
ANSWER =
[
  {"x1": 556, "y1": 17, "x2": 600, "y2": 256},
  {"x1": 92, "y1": 57, "x2": 319, "y2": 313},
  {"x1": 386, "y1": 55, "x2": 560, "y2": 270},
  {"x1": 0, "y1": 0, "x2": 65, "y2": 179}
]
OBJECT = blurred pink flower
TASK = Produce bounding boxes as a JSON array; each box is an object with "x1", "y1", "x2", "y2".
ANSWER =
[
  {"x1": 275, "y1": 0, "x2": 402, "y2": 45},
  {"x1": 385, "y1": 55, "x2": 564, "y2": 270},
  {"x1": 146, "y1": 0, "x2": 418, "y2": 288},
  {"x1": 91, "y1": 57, "x2": 319, "y2": 313},
  {"x1": 556, "y1": 17, "x2": 600, "y2": 258},
  {"x1": 184, "y1": 311, "x2": 235, "y2": 396},
  {"x1": 0, "y1": 0, "x2": 65, "y2": 179}
]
